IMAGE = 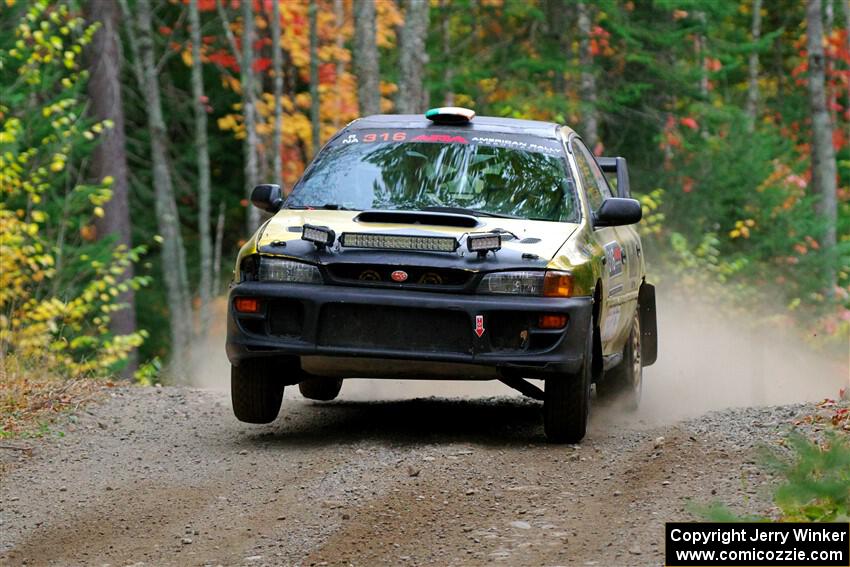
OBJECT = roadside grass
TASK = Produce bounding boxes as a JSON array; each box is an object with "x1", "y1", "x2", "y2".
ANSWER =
[
  {"x1": 0, "y1": 356, "x2": 104, "y2": 439},
  {"x1": 696, "y1": 406, "x2": 850, "y2": 522}
]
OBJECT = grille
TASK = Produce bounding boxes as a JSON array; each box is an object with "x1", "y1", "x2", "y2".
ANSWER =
[
  {"x1": 326, "y1": 264, "x2": 472, "y2": 288},
  {"x1": 318, "y1": 304, "x2": 472, "y2": 354}
]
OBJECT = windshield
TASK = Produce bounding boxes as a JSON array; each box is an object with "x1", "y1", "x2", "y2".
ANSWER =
[{"x1": 286, "y1": 131, "x2": 579, "y2": 222}]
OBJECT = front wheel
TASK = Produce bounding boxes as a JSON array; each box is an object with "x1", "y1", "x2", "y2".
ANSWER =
[
  {"x1": 543, "y1": 325, "x2": 592, "y2": 443},
  {"x1": 231, "y1": 358, "x2": 286, "y2": 423}
]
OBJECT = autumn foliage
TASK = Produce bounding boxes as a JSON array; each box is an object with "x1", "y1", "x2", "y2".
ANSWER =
[{"x1": 0, "y1": 1, "x2": 147, "y2": 378}]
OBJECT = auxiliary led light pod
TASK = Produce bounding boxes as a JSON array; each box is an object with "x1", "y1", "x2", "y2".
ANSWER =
[
  {"x1": 301, "y1": 224, "x2": 336, "y2": 249},
  {"x1": 467, "y1": 233, "x2": 502, "y2": 256}
]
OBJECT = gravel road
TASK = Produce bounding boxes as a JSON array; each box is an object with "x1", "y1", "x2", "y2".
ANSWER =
[{"x1": 1, "y1": 377, "x2": 834, "y2": 567}]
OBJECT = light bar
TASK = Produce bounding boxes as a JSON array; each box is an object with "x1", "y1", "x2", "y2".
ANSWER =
[
  {"x1": 425, "y1": 106, "x2": 475, "y2": 124},
  {"x1": 340, "y1": 232, "x2": 459, "y2": 252},
  {"x1": 467, "y1": 233, "x2": 502, "y2": 255},
  {"x1": 302, "y1": 224, "x2": 335, "y2": 248}
]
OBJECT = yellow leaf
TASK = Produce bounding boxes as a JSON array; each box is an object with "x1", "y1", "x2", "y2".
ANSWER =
[{"x1": 217, "y1": 115, "x2": 237, "y2": 131}]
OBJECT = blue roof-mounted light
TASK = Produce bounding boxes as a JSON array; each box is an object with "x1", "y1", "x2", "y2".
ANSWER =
[{"x1": 425, "y1": 106, "x2": 475, "y2": 125}]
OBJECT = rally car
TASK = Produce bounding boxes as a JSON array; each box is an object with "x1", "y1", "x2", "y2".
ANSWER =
[{"x1": 226, "y1": 107, "x2": 657, "y2": 443}]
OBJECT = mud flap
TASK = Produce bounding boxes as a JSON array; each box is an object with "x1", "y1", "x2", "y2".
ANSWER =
[{"x1": 639, "y1": 283, "x2": 658, "y2": 366}]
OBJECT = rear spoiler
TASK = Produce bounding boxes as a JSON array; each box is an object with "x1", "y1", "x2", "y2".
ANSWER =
[{"x1": 598, "y1": 156, "x2": 631, "y2": 199}]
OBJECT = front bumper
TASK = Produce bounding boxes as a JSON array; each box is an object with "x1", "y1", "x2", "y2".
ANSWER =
[{"x1": 226, "y1": 282, "x2": 593, "y2": 378}]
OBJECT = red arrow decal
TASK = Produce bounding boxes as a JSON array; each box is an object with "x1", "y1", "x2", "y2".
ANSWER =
[{"x1": 474, "y1": 315, "x2": 485, "y2": 338}]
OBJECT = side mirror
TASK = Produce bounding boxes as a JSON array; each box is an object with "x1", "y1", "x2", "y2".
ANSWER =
[
  {"x1": 251, "y1": 184, "x2": 283, "y2": 213},
  {"x1": 595, "y1": 197, "x2": 642, "y2": 227},
  {"x1": 598, "y1": 156, "x2": 631, "y2": 198}
]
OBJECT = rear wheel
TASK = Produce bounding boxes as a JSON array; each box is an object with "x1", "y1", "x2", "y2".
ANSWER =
[
  {"x1": 231, "y1": 358, "x2": 286, "y2": 423},
  {"x1": 298, "y1": 377, "x2": 343, "y2": 401},
  {"x1": 596, "y1": 307, "x2": 642, "y2": 410},
  {"x1": 543, "y1": 324, "x2": 592, "y2": 443}
]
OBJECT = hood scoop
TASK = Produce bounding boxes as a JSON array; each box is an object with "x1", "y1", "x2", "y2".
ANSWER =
[{"x1": 354, "y1": 209, "x2": 480, "y2": 228}]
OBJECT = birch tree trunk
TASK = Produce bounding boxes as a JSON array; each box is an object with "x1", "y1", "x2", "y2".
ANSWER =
[
  {"x1": 272, "y1": 0, "x2": 284, "y2": 187},
  {"x1": 309, "y1": 0, "x2": 321, "y2": 156},
  {"x1": 134, "y1": 0, "x2": 194, "y2": 370},
  {"x1": 84, "y1": 0, "x2": 138, "y2": 375},
  {"x1": 242, "y1": 0, "x2": 260, "y2": 231},
  {"x1": 353, "y1": 0, "x2": 380, "y2": 116},
  {"x1": 806, "y1": 0, "x2": 838, "y2": 295},
  {"x1": 577, "y1": 2, "x2": 599, "y2": 150},
  {"x1": 189, "y1": 0, "x2": 213, "y2": 334},
  {"x1": 213, "y1": 201, "x2": 226, "y2": 296},
  {"x1": 745, "y1": 0, "x2": 763, "y2": 131},
  {"x1": 397, "y1": 0, "x2": 430, "y2": 114}
]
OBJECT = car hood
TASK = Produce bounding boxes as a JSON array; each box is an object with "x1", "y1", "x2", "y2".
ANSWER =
[{"x1": 258, "y1": 209, "x2": 579, "y2": 262}]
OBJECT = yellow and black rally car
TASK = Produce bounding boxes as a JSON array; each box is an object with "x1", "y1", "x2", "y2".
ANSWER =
[{"x1": 227, "y1": 107, "x2": 657, "y2": 443}]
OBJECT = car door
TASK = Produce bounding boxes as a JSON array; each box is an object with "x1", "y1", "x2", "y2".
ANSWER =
[
  {"x1": 570, "y1": 138, "x2": 628, "y2": 356},
  {"x1": 599, "y1": 162, "x2": 643, "y2": 297}
]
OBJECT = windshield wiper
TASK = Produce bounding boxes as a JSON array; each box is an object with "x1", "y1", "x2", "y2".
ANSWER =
[
  {"x1": 421, "y1": 206, "x2": 521, "y2": 219},
  {"x1": 286, "y1": 204, "x2": 358, "y2": 211}
]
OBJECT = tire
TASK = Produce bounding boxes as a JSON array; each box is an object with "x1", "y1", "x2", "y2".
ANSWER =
[
  {"x1": 231, "y1": 358, "x2": 285, "y2": 423},
  {"x1": 543, "y1": 323, "x2": 592, "y2": 443},
  {"x1": 298, "y1": 377, "x2": 343, "y2": 401},
  {"x1": 596, "y1": 307, "x2": 642, "y2": 411}
]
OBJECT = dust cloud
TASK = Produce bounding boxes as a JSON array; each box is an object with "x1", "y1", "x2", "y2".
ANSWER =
[
  {"x1": 188, "y1": 293, "x2": 848, "y2": 421},
  {"x1": 636, "y1": 294, "x2": 847, "y2": 423}
]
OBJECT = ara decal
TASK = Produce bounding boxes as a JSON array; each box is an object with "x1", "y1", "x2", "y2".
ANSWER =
[{"x1": 412, "y1": 134, "x2": 469, "y2": 144}]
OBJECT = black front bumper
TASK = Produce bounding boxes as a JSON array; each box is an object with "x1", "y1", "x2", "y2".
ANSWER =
[{"x1": 226, "y1": 282, "x2": 593, "y2": 377}]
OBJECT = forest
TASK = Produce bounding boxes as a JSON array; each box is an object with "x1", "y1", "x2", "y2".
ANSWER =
[{"x1": 1, "y1": 0, "x2": 849, "y2": 384}]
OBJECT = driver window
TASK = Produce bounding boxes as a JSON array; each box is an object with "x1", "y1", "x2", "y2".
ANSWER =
[{"x1": 572, "y1": 139, "x2": 611, "y2": 211}]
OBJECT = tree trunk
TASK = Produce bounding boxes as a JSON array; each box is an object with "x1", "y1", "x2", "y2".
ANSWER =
[
  {"x1": 309, "y1": 0, "x2": 321, "y2": 156},
  {"x1": 806, "y1": 0, "x2": 838, "y2": 295},
  {"x1": 397, "y1": 0, "x2": 430, "y2": 114},
  {"x1": 746, "y1": 0, "x2": 763, "y2": 131},
  {"x1": 440, "y1": 0, "x2": 454, "y2": 106},
  {"x1": 695, "y1": 11, "x2": 709, "y2": 100},
  {"x1": 272, "y1": 0, "x2": 284, "y2": 187},
  {"x1": 84, "y1": 0, "x2": 137, "y2": 376},
  {"x1": 576, "y1": 2, "x2": 599, "y2": 151},
  {"x1": 545, "y1": 0, "x2": 569, "y2": 98},
  {"x1": 134, "y1": 0, "x2": 194, "y2": 372},
  {"x1": 189, "y1": 0, "x2": 213, "y2": 335},
  {"x1": 333, "y1": 0, "x2": 344, "y2": 128},
  {"x1": 242, "y1": 0, "x2": 260, "y2": 231},
  {"x1": 353, "y1": 0, "x2": 380, "y2": 116},
  {"x1": 213, "y1": 201, "x2": 226, "y2": 296},
  {"x1": 843, "y1": 0, "x2": 850, "y2": 148}
]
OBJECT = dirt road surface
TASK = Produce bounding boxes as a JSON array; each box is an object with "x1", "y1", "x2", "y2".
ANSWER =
[
  {"x1": 2, "y1": 298, "x2": 846, "y2": 567},
  {"x1": 0, "y1": 381, "x2": 830, "y2": 567}
]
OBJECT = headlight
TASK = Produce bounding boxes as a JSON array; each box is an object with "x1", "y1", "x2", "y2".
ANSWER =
[
  {"x1": 477, "y1": 270, "x2": 573, "y2": 297},
  {"x1": 258, "y1": 258, "x2": 323, "y2": 283}
]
